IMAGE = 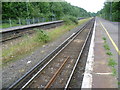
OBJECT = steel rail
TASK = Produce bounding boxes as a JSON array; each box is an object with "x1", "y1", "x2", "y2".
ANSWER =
[
  {"x1": 8, "y1": 19, "x2": 93, "y2": 89},
  {"x1": 45, "y1": 56, "x2": 70, "y2": 88},
  {"x1": 64, "y1": 19, "x2": 94, "y2": 89}
]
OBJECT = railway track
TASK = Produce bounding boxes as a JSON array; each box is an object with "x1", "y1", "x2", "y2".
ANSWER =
[{"x1": 8, "y1": 18, "x2": 95, "y2": 89}]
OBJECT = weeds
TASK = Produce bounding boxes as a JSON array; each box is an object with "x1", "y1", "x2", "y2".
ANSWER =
[
  {"x1": 108, "y1": 58, "x2": 117, "y2": 67},
  {"x1": 102, "y1": 37, "x2": 107, "y2": 40},
  {"x1": 106, "y1": 51, "x2": 113, "y2": 56},
  {"x1": 112, "y1": 67, "x2": 117, "y2": 76},
  {"x1": 34, "y1": 29, "x2": 50, "y2": 43},
  {"x1": 118, "y1": 82, "x2": 120, "y2": 85},
  {"x1": 104, "y1": 43, "x2": 110, "y2": 50},
  {"x1": 118, "y1": 82, "x2": 120, "y2": 87},
  {"x1": 102, "y1": 36, "x2": 117, "y2": 76}
]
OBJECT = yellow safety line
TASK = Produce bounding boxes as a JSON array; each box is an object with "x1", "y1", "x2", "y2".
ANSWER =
[{"x1": 99, "y1": 21, "x2": 120, "y2": 55}]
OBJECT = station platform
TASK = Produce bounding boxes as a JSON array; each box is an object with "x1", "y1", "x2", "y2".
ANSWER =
[
  {"x1": 0, "y1": 20, "x2": 63, "y2": 33},
  {"x1": 82, "y1": 17, "x2": 118, "y2": 88}
]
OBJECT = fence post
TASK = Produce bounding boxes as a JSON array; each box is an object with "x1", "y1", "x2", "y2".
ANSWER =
[
  {"x1": 26, "y1": 18, "x2": 28, "y2": 25},
  {"x1": 42, "y1": 18, "x2": 45, "y2": 22},
  {"x1": 44, "y1": 18, "x2": 46, "y2": 22},
  {"x1": 38, "y1": 18, "x2": 40, "y2": 23},
  {"x1": 26, "y1": 18, "x2": 29, "y2": 25},
  {"x1": 19, "y1": 18, "x2": 21, "y2": 26},
  {"x1": 9, "y1": 18, "x2": 12, "y2": 27},
  {"x1": 33, "y1": 17, "x2": 35, "y2": 24}
]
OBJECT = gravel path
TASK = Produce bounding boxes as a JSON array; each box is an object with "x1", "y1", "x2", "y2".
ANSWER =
[{"x1": 2, "y1": 22, "x2": 87, "y2": 88}]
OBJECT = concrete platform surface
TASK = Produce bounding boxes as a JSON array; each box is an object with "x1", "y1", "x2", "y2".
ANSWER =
[
  {"x1": 92, "y1": 18, "x2": 118, "y2": 88},
  {"x1": 82, "y1": 17, "x2": 118, "y2": 88}
]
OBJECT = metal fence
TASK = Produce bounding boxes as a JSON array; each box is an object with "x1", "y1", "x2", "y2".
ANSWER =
[{"x1": 1, "y1": 17, "x2": 57, "y2": 29}]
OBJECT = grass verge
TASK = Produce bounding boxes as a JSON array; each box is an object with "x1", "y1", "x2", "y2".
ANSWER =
[
  {"x1": 0, "y1": 23, "x2": 21, "y2": 28},
  {"x1": 2, "y1": 18, "x2": 91, "y2": 66}
]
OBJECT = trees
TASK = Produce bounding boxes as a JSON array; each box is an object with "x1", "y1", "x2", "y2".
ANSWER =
[
  {"x1": 2, "y1": 2, "x2": 92, "y2": 20},
  {"x1": 112, "y1": 2, "x2": 120, "y2": 21},
  {"x1": 97, "y1": 1, "x2": 120, "y2": 22}
]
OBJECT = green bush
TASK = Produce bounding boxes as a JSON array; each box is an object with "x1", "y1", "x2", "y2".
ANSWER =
[
  {"x1": 62, "y1": 16, "x2": 72, "y2": 25},
  {"x1": 69, "y1": 16, "x2": 78, "y2": 24},
  {"x1": 34, "y1": 29, "x2": 50, "y2": 43},
  {"x1": 62, "y1": 15, "x2": 78, "y2": 25}
]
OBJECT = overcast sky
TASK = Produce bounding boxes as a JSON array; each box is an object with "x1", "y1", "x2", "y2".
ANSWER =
[{"x1": 65, "y1": 0, "x2": 106, "y2": 13}]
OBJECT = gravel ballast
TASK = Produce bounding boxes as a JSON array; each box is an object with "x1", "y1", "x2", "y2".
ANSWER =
[{"x1": 2, "y1": 22, "x2": 88, "y2": 88}]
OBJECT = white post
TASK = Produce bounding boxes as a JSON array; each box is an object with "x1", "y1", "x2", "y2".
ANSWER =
[
  {"x1": 19, "y1": 18, "x2": 21, "y2": 25},
  {"x1": 26, "y1": 18, "x2": 29, "y2": 25},
  {"x1": 33, "y1": 17, "x2": 35, "y2": 24},
  {"x1": 38, "y1": 18, "x2": 39, "y2": 23},
  {"x1": 9, "y1": 18, "x2": 12, "y2": 27}
]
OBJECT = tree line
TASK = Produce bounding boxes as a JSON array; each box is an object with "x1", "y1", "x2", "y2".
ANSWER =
[
  {"x1": 97, "y1": 1, "x2": 120, "y2": 22},
  {"x1": 2, "y1": 2, "x2": 93, "y2": 20}
]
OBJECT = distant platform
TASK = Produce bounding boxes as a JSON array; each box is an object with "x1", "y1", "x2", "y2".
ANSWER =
[{"x1": 0, "y1": 20, "x2": 63, "y2": 33}]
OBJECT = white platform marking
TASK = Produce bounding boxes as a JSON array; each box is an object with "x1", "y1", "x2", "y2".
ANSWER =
[
  {"x1": 95, "y1": 73, "x2": 112, "y2": 75},
  {"x1": 81, "y1": 20, "x2": 96, "y2": 88}
]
